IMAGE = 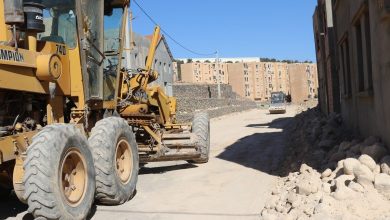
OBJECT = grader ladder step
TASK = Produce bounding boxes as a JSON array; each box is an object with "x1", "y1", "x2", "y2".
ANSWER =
[{"x1": 162, "y1": 133, "x2": 193, "y2": 140}]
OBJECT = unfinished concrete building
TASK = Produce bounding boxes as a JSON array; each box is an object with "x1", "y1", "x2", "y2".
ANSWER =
[
  {"x1": 313, "y1": 0, "x2": 340, "y2": 115},
  {"x1": 313, "y1": 0, "x2": 390, "y2": 147}
]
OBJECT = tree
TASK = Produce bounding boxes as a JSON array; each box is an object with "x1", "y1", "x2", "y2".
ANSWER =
[
  {"x1": 187, "y1": 58, "x2": 193, "y2": 63},
  {"x1": 205, "y1": 60, "x2": 211, "y2": 63},
  {"x1": 226, "y1": 61, "x2": 233, "y2": 63}
]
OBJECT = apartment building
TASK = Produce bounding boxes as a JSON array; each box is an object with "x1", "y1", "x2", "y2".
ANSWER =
[
  {"x1": 313, "y1": 0, "x2": 390, "y2": 147},
  {"x1": 179, "y1": 60, "x2": 318, "y2": 102},
  {"x1": 181, "y1": 62, "x2": 229, "y2": 85},
  {"x1": 177, "y1": 57, "x2": 261, "y2": 63},
  {"x1": 257, "y1": 62, "x2": 291, "y2": 101}
]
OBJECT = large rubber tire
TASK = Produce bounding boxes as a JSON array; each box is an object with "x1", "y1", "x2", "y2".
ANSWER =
[
  {"x1": 190, "y1": 112, "x2": 210, "y2": 163},
  {"x1": 23, "y1": 124, "x2": 95, "y2": 220},
  {"x1": 89, "y1": 117, "x2": 139, "y2": 205}
]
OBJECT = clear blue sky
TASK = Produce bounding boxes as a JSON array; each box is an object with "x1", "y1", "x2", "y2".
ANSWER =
[{"x1": 130, "y1": 0, "x2": 318, "y2": 61}]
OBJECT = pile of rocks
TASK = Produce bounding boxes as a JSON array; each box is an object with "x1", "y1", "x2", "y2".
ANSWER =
[
  {"x1": 262, "y1": 108, "x2": 390, "y2": 219},
  {"x1": 280, "y1": 108, "x2": 349, "y2": 173}
]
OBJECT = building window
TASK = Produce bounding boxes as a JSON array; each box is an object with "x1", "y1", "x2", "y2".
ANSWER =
[
  {"x1": 340, "y1": 37, "x2": 352, "y2": 96},
  {"x1": 354, "y1": 8, "x2": 373, "y2": 92}
]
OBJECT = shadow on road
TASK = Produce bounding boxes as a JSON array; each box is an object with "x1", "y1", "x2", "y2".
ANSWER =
[
  {"x1": 0, "y1": 163, "x2": 198, "y2": 219},
  {"x1": 139, "y1": 163, "x2": 198, "y2": 175},
  {"x1": 217, "y1": 117, "x2": 294, "y2": 177},
  {"x1": 247, "y1": 117, "x2": 293, "y2": 129},
  {"x1": 0, "y1": 193, "x2": 31, "y2": 220}
]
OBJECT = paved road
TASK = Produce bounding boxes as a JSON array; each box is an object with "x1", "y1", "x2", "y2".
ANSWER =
[{"x1": 3, "y1": 107, "x2": 296, "y2": 220}]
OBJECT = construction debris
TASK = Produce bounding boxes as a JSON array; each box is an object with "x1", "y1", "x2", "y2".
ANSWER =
[{"x1": 261, "y1": 108, "x2": 390, "y2": 220}]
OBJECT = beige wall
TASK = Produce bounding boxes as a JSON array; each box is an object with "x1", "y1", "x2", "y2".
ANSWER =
[
  {"x1": 227, "y1": 63, "x2": 246, "y2": 98},
  {"x1": 181, "y1": 63, "x2": 194, "y2": 83},
  {"x1": 288, "y1": 63, "x2": 318, "y2": 103}
]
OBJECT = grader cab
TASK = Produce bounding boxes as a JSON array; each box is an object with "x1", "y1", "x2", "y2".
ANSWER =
[{"x1": 0, "y1": 0, "x2": 210, "y2": 219}]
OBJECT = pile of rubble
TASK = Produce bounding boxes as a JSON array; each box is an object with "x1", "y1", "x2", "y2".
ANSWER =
[{"x1": 261, "y1": 108, "x2": 390, "y2": 220}]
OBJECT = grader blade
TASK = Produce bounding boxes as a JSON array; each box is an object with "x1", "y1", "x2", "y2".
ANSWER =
[{"x1": 139, "y1": 132, "x2": 200, "y2": 163}]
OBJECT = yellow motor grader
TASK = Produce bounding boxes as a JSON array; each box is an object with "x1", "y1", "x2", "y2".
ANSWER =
[{"x1": 0, "y1": 0, "x2": 210, "y2": 219}]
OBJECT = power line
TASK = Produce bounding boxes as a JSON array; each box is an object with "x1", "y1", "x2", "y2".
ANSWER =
[{"x1": 132, "y1": 0, "x2": 217, "y2": 57}]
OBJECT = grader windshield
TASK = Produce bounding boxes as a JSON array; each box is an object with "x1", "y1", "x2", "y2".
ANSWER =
[
  {"x1": 39, "y1": 0, "x2": 77, "y2": 48},
  {"x1": 35, "y1": 0, "x2": 126, "y2": 102},
  {"x1": 39, "y1": 0, "x2": 105, "y2": 101},
  {"x1": 103, "y1": 8, "x2": 126, "y2": 101}
]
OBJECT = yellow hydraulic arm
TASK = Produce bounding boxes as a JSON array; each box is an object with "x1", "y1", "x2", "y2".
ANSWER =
[
  {"x1": 119, "y1": 25, "x2": 177, "y2": 125},
  {"x1": 128, "y1": 26, "x2": 161, "y2": 92}
]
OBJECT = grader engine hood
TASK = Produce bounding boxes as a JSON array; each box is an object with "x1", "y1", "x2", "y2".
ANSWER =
[
  {"x1": 0, "y1": 45, "x2": 61, "y2": 78},
  {"x1": 0, "y1": 43, "x2": 69, "y2": 95}
]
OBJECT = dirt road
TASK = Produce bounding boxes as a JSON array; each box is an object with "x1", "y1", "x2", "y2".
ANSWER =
[{"x1": 3, "y1": 107, "x2": 296, "y2": 220}]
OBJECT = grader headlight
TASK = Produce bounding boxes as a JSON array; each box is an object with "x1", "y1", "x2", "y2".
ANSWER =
[{"x1": 36, "y1": 54, "x2": 63, "y2": 81}]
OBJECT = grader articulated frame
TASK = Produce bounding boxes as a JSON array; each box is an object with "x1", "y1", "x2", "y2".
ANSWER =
[{"x1": 0, "y1": 0, "x2": 210, "y2": 219}]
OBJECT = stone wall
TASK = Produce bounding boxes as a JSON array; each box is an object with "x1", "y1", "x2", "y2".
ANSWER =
[
  {"x1": 173, "y1": 83, "x2": 237, "y2": 99},
  {"x1": 173, "y1": 84, "x2": 257, "y2": 122}
]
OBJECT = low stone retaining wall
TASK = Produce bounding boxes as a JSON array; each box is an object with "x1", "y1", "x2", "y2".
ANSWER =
[
  {"x1": 173, "y1": 83, "x2": 237, "y2": 99},
  {"x1": 173, "y1": 84, "x2": 257, "y2": 122}
]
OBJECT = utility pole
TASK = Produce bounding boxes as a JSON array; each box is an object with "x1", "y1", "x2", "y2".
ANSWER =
[{"x1": 216, "y1": 51, "x2": 221, "y2": 99}]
